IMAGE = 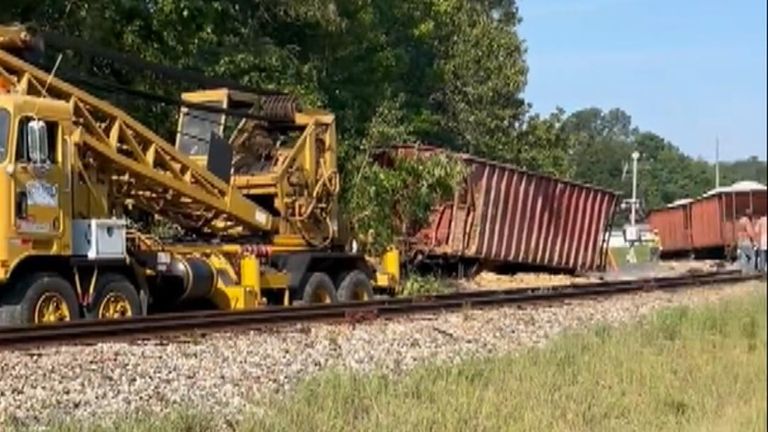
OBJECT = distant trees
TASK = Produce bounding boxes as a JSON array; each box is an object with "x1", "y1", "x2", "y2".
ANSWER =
[
  {"x1": 556, "y1": 106, "x2": 765, "y2": 222},
  {"x1": 720, "y1": 157, "x2": 768, "y2": 186}
]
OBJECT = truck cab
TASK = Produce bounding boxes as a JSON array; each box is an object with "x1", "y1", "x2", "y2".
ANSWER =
[
  {"x1": 0, "y1": 90, "x2": 90, "y2": 324},
  {"x1": 0, "y1": 92, "x2": 75, "y2": 281}
]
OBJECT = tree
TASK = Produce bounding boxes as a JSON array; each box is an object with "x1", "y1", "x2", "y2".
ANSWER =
[
  {"x1": 507, "y1": 108, "x2": 572, "y2": 177},
  {"x1": 561, "y1": 107, "x2": 636, "y2": 196},
  {"x1": 634, "y1": 132, "x2": 713, "y2": 210}
]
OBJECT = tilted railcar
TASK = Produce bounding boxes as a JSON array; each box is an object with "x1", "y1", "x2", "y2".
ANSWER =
[{"x1": 378, "y1": 144, "x2": 620, "y2": 276}]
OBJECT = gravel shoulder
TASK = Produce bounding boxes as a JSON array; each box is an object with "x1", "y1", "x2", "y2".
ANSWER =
[{"x1": 0, "y1": 280, "x2": 764, "y2": 429}]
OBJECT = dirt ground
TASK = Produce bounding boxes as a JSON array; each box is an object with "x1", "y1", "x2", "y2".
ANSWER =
[
  {"x1": 456, "y1": 259, "x2": 730, "y2": 291},
  {"x1": 454, "y1": 271, "x2": 597, "y2": 291}
]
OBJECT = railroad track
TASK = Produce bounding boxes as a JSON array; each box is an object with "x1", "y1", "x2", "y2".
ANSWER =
[{"x1": 0, "y1": 270, "x2": 762, "y2": 351}]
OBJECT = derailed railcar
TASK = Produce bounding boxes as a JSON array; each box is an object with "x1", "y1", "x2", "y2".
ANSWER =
[{"x1": 378, "y1": 144, "x2": 621, "y2": 275}]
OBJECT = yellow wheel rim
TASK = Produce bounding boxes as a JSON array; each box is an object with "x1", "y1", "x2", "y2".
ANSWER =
[
  {"x1": 98, "y1": 293, "x2": 133, "y2": 319},
  {"x1": 311, "y1": 290, "x2": 332, "y2": 304},
  {"x1": 351, "y1": 285, "x2": 370, "y2": 301},
  {"x1": 34, "y1": 292, "x2": 71, "y2": 324}
]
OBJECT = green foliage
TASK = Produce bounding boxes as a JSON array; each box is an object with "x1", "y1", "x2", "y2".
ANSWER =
[
  {"x1": 433, "y1": 1, "x2": 528, "y2": 157},
  {"x1": 634, "y1": 131, "x2": 715, "y2": 210},
  {"x1": 509, "y1": 108, "x2": 573, "y2": 177},
  {"x1": 720, "y1": 156, "x2": 768, "y2": 185},
  {"x1": 399, "y1": 274, "x2": 448, "y2": 297},
  {"x1": 337, "y1": 95, "x2": 459, "y2": 254},
  {"x1": 562, "y1": 107, "x2": 636, "y2": 191}
]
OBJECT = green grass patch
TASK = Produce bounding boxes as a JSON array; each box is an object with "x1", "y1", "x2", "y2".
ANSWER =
[
  {"x1": 611, "y1": 244, "x2": 652, "y2": 266},
  {"x1": 399, "y1": 274, "x2": 450, "y2": 296},
  {"x1": 11, "y1": 286, "x2": 766, "y2": 432}
]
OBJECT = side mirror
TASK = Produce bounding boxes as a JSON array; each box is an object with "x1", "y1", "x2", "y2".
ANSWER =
[{"x1": 25, "y1": 119, "x2": 49, "y2": 164}]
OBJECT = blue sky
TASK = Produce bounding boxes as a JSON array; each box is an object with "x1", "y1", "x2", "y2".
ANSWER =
[{"x1": 517, "y1": 0, "x2": 767, "y2": 162}]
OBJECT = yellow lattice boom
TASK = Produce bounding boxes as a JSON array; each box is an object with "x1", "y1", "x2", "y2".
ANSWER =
[{"x1": 0, "y1": 49, "x2": 277, "y2": 237}]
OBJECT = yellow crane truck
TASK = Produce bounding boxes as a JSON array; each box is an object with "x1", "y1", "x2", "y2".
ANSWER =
[{"x1": 0, "y1": 24, "x2": 399, "y2": 326}]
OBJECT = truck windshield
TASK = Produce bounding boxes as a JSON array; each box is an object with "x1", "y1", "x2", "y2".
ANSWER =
[{"x1": 0, "y1": 108, "x2": 9, "y2": 163}]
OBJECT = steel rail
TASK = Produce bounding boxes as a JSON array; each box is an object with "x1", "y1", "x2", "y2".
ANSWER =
[{"x1": 0, "y1": 271, "x2": 762, "y2": 350}]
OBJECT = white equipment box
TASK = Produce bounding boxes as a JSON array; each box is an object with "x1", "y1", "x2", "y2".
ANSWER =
[
  {"x1": 623, "y1": 225, "x2": 640, "y2": 243},
  {"x1": 72, "y1": 219, "x2": 127, "y2": 259}
]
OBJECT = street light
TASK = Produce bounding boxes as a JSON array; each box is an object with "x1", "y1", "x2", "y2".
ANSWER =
[
  {"x1": 630, "y1": 151, "x2": 639, "y2": 227},
  {"x1": 626, "y1": 151, "x2": 640, "y2": 264}
]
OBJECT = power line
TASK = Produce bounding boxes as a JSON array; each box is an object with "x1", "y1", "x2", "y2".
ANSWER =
[{"x1": 39, "y1": 31, "x2": 285, "y2": 96}]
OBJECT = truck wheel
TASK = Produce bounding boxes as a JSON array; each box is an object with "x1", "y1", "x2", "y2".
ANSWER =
[
  {"x1": 302, "y1": 272, "x2": 338, "y2": 304},
  {"x1": 15, "y1": 274, "x2": 80, "y2": 325},
  {"x1": 86, "y1": 274, "x2": 142, "y2": 320},
  {"x1": 337, "y1": 270, "x2": 374, "y2": 302}
]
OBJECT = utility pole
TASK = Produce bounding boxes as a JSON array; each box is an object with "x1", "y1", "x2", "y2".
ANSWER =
[{"x1": 715, "y1": 136, "x2": 720, "y2": 188}]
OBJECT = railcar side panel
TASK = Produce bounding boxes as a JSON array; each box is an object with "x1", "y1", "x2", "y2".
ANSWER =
[
  {"x1": 388, "y1": 144, "x2": 619, "y2": 273},
  {"x1": 647, "y1": 205, "x2": 692, "y2": 253},
  {"x1": 690, "y1": 196, "x2": 723, "y2": 250}
]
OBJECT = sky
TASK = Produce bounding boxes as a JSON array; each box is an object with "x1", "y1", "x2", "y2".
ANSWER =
[{"x1": 517, "y1": 0, "x2": 767, "y2": 162}]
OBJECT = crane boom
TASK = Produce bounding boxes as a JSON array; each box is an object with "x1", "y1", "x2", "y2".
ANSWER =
[{"x1": 0, "y1": 48, "x2": 277, "y2": 236}]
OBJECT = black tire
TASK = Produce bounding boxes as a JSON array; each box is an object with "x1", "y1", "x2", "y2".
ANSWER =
[
  {"x1": 336, "y1": 270, "x2": 374, "y2": 302},
  {"x1": 5, "y1": 273, "x2": 81, "y2": 325},
  {"x1": 86, "y1": 274, "x2": 142, "y2": 320},
  {"x1": 301, "y1": 272, "x2": 338, "y2": 304}
]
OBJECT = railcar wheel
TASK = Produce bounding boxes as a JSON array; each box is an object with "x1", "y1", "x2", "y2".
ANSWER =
[
  {"x1": 86, "y1": 274, "x2": 142, "y2": 320},
  {"x1": 15, "y1": 274, "x2": 80, "y2": 325},
  {"x1": 337, "y1": 270, "x2": 374, "y2": 302},
  {"x1": 302, "y1": 272, "x2": 338, "y2": 304}
]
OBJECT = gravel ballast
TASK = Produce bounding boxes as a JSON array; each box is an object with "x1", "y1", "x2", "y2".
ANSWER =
[{"x1": 0, "y1": 280, "x2": 763, "y2": 428}]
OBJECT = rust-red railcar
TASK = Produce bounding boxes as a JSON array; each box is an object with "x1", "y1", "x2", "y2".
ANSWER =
[
  {"x1": 647, "y1": 182, "x2": 767, "y2": 258},
  {"x1": 646, "y1": 199, "x2": 693, "y2": 255},
  {"x1": 382, "y1": 144, "x2": 620, "y2": 274},
  {"x1": 690, "y1": 185, "x2": 767, "y2": 255}
]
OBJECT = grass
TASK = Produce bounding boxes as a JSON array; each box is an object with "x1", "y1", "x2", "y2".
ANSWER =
[
  {"x1": 399, "y1": 273, "x2": 450, "y2": 296},
  {"x1": 611, "y1": 244, "x2": 652, "y2": 267},
  {"x1": 10, "y1": 285, "x2": 766, "y2": 432}
]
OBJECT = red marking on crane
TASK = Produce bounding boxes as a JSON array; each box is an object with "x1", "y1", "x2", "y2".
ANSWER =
[{"x1": 241, "y1": 244, "x2": 271, "y2": 257}]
